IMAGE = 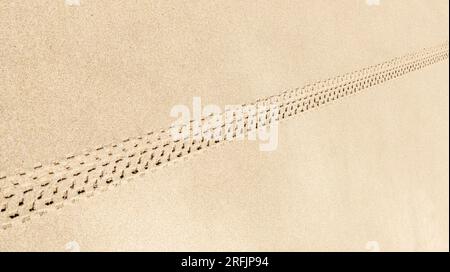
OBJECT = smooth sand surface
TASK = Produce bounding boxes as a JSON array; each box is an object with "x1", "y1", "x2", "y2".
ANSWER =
[{"x1": 0, "y1": 0, "x2": 448, "y2": 251}]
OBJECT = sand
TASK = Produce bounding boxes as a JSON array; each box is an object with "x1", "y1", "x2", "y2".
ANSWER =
[{"x1": 0, "y1": 0, "x2": 448, "y2": 251}]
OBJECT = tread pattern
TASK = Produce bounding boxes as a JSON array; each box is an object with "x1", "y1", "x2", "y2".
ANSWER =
[{"x1": 0, "y1": 42, "x2": 448, "y2": 229}]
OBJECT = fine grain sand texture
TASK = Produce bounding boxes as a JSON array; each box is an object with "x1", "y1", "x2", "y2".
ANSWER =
[{"x1": 0, "y1": 0, "x2": 449, "y2": 251}]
